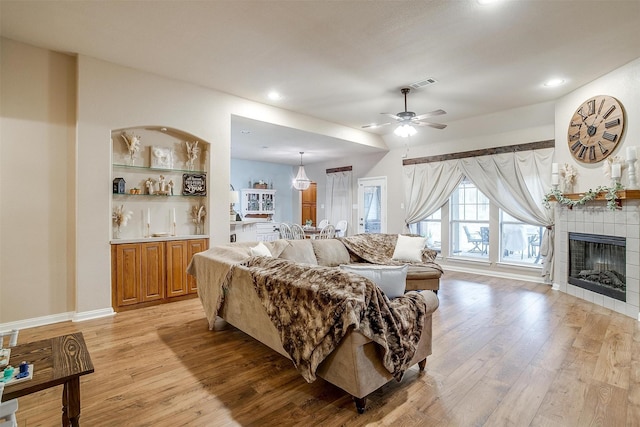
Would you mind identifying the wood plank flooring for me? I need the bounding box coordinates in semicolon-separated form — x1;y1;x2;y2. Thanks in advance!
7;271;640;426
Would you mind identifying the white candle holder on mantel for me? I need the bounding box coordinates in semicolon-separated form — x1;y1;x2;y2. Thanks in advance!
626;146;638;189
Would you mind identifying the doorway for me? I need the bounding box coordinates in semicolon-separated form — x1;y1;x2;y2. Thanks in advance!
357;177;387;234
301;182;317;226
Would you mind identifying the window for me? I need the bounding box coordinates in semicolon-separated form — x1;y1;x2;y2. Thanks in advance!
500;211;544;265
410;210;441;253
450;179;489;259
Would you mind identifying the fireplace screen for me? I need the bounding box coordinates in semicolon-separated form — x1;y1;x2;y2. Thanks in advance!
568;232;626;302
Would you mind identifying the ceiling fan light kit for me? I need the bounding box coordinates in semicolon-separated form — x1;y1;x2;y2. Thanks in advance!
394;124;417;138
362;87;447;137
293;151;311;190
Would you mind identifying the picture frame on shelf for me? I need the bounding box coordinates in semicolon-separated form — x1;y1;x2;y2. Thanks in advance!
183;173;207;196
150;146;173;169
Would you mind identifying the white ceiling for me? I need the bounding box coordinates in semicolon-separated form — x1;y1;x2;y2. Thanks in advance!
2;0;639;165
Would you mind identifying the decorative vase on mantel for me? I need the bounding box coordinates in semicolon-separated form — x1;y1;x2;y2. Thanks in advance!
563;182;573;194
113;224;121;239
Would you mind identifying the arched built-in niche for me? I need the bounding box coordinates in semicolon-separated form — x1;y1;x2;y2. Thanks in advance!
111;125;210;240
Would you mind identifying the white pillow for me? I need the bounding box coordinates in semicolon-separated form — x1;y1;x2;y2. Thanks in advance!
250;241;272;257
392;234;427;262
340;264;408;299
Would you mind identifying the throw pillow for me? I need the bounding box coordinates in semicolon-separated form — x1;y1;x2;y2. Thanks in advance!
264;239;290;258
278;240;318;265
311;239;351;267
250;241;272;257
392;234;427;263
340;264;409;299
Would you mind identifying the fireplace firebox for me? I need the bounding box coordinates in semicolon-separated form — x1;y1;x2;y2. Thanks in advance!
568;232;626;302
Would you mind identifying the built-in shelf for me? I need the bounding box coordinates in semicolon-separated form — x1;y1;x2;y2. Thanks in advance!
113;163;206;174
113;193;205;198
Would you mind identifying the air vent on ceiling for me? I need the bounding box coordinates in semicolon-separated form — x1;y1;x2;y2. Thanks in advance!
409;78;438;89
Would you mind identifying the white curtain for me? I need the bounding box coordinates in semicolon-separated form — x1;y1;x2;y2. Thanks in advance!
325;171;352;230
403;159;463;228
403;147;555;280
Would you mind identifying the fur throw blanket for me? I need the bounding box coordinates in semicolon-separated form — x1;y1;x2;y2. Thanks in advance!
338;233;443;273
241;256;429;383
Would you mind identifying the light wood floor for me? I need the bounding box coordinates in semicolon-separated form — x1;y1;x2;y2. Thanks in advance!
8;271;640;426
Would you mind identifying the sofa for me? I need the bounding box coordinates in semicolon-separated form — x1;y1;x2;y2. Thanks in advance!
187;235;441;413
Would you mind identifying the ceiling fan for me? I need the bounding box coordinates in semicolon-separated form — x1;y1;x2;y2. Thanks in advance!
362;88;447;135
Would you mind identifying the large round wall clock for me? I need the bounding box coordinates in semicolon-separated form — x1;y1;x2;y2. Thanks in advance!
567;95;625;163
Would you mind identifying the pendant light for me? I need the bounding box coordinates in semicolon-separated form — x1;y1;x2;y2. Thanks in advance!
293;152;311;190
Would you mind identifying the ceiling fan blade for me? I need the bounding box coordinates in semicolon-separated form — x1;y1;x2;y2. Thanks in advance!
413;109;447;121
413;121;447;129
361;122;391;129
381;113;402;121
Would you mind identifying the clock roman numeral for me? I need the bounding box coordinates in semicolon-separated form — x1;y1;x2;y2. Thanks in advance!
588;99;595;115
577;107;588;120
605;118;620;128
603;105;616;119
578;144;588;159
602;131;617;142
598;141;609;155
569;131;581;141
589;145;596;161
571;140;583;152
570;121;582;128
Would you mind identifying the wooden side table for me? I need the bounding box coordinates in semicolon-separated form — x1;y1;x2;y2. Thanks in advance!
1;332;94;427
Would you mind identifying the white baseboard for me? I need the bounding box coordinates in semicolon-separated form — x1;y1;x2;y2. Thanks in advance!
0;307;115;332
0;312;74;332
443;264;548;284
73;308;115;322
551;282;560;290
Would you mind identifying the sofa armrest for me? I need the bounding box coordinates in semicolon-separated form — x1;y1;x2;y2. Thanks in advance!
417;290;439;314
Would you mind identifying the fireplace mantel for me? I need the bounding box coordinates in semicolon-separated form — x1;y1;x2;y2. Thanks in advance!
557;189;640;201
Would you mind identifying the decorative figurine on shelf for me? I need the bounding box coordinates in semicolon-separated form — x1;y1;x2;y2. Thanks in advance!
121;132;141;166
185;140;200;171
603;156;624;187
191;204;206;235
145;177;155;195
157;175;169;195
112;204;133;239
168;180;174;195
560;163;576;194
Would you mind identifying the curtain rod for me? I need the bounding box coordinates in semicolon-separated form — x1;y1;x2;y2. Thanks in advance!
402;139;555;166
326;166;353;174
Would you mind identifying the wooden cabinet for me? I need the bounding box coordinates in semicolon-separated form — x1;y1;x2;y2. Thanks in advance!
112;238;208;311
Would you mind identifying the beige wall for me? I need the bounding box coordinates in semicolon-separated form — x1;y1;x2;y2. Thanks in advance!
0;37;383;325
554;57;640;192
1;38;76;323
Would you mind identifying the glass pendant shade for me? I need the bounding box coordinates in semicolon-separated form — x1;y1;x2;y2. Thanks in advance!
293;152;311;190
394;123;417;138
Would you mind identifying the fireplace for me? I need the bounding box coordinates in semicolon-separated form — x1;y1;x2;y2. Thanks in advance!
568;232;626;302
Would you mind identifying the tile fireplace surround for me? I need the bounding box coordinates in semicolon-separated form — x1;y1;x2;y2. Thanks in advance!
554;199;640;320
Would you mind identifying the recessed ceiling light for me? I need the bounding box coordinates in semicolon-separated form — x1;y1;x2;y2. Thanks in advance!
477;0;501;5
240;130;251;134
267;91;282;101
544;78;565;87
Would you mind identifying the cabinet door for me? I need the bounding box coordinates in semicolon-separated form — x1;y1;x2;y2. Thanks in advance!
166;240;188;297
114;243;142;307
187;239;209;294
141;242;166;302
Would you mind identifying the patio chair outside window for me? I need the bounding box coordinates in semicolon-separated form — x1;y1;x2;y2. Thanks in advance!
463;225;483;253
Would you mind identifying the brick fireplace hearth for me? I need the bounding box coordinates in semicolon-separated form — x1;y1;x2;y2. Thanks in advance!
554;200;639;320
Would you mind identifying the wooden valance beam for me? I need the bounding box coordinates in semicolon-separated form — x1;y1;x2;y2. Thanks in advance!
402;139;555;166
326;166;353;174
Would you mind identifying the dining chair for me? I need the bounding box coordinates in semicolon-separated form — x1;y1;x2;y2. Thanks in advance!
278;223;294;240
335;220;348;237
290;224;306;240
317;224;336;239
318;219;329;229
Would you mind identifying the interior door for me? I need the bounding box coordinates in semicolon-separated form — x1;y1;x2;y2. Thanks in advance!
357;177;387;234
